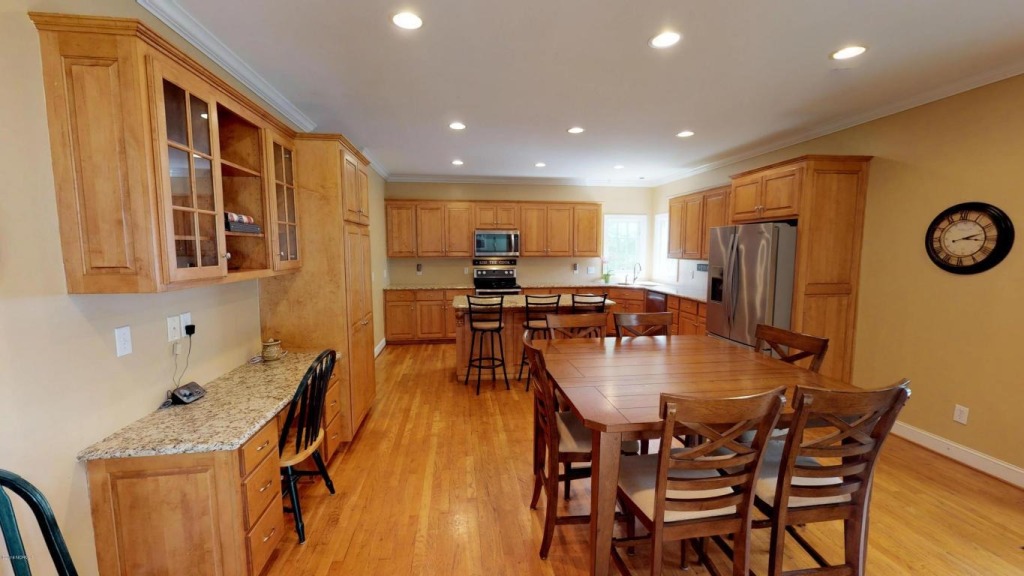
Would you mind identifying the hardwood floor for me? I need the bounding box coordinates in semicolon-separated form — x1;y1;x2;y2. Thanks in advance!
265;343;1024;575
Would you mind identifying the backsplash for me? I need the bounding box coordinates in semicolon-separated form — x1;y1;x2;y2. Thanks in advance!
387;257;604;287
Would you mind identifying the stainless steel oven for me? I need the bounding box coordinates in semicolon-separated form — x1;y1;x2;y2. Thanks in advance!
472;258;521;295
475;230;520;257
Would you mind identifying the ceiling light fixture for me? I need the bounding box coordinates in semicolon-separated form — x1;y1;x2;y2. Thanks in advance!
451;159;464;166
676;130;695;138
567;126;585;134
831;46;866;60
649;31;681;49
614;165;625;170
535;162;546;168
392;12;423;30
449;121;466;130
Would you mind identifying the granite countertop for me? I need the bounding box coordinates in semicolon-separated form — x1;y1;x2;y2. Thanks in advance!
78;351;324;461
451;294;617;310
387;282;707;302
385;284;474;290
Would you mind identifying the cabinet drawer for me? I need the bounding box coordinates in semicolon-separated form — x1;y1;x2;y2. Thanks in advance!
240;420;277;477
678;298;699;315
247;494;284;576
415;290;444;301
697;303;707;318
668;297;680;311
242;451;280;530
444;289;473;300
324;381;342;424
385;290;416;302
324;412;344;458
606;287;644;301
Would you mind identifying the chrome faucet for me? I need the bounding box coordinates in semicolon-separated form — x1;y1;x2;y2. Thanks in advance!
629;263;642;284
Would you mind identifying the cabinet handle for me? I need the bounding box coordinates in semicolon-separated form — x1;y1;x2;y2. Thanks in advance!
255;440;269;452
280;251;285;257
258;479;273;493
262;527;277;543
223;252;232;260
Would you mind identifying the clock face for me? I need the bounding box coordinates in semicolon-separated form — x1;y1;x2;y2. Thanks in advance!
925;202;1014;274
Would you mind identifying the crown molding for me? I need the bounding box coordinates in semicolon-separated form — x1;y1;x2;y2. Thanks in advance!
137;0;316;132
357;149;390;180
385;173;658;188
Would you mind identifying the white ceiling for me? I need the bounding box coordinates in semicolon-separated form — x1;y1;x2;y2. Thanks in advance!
144;0;1024;187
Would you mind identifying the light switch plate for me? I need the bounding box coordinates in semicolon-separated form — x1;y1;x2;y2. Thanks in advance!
167;315;181;342
587;266;596;274
114;326;132;357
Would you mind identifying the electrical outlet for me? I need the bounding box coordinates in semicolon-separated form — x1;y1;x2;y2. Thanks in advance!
953;404;969;425
114;326;132;357
166;315;181;342
179;312;192;330
464;267;469;275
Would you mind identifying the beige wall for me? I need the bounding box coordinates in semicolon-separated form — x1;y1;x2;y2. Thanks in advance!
367;168;387;350
0;2;286;574
655;75;1024;468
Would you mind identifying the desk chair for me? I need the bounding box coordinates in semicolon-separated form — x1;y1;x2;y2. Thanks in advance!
0;470;77;575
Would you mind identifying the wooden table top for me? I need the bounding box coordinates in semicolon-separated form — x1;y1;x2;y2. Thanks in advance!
534;335;860;433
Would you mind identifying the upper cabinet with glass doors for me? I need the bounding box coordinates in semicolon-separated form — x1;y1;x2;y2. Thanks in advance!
31;13;301;293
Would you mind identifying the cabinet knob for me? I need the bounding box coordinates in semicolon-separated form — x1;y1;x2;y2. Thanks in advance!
280;251;286;257
223;252;231;260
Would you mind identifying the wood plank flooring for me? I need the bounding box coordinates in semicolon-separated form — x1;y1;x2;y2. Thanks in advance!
264;343;1024;575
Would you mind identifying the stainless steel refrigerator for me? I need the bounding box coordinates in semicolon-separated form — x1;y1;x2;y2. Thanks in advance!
706;223;797;348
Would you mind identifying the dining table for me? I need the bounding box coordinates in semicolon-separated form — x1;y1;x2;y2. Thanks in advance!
533;334;861;576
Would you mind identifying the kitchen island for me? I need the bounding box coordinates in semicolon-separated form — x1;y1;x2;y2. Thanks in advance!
451;293;616;382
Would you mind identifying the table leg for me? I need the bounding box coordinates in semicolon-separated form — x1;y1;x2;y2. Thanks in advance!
589;429;621;576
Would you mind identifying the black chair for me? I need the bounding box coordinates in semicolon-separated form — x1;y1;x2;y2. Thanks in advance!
0;470;78;576
464;295;510;395
279;349;337;543
571;292;607;313
517;294;561;390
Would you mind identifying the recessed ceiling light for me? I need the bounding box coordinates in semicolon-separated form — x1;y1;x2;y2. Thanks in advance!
567;127;585;134
676;130;695;138
614;165;625;170
831;46;866;60
451;159;464;166
535;162;546;168
449;121;466;130
649;31;681;49
392;12;422;30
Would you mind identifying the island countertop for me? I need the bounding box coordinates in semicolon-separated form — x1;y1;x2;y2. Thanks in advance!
78;350;324;461
451;293;617;310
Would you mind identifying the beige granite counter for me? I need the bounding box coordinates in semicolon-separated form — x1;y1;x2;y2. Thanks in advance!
385;284;473;290
387;282;707;302
78;350;323;461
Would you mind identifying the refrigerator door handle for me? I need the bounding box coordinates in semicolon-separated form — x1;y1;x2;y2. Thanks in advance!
722;232;738;333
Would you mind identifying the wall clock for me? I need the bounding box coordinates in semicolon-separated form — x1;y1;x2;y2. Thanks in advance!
925;202;1014;274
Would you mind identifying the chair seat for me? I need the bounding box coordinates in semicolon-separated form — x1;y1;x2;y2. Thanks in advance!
556;411;641;455
754;440;851;508
471;321;501;331
618;453;737;523
280;428;325;468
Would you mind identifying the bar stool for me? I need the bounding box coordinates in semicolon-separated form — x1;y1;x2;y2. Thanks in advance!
464;295;510;395
517;294;562;390
571;292;607;313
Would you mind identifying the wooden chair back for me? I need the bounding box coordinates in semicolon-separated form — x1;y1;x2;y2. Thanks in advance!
466;295;505;331
614;312;673;337
571;292;607;313
278;349;336;457
524;294;561;329
0;470;78;576
754;324;829;372
523;336;560;467
546;313;607;339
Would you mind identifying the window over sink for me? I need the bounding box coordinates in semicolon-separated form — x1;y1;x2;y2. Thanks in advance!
603;214;647;282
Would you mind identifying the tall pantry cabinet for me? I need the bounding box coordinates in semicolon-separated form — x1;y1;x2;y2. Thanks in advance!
259;134;376;441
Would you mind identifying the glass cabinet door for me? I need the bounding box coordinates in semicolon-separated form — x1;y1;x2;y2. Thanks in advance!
156;64;225;282
272;141;300;269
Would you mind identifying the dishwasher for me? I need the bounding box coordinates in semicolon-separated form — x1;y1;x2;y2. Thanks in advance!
645;290;667;312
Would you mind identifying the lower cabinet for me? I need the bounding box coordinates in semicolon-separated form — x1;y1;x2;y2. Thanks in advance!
385;289;472;343
668;296;706;335
604;287;646;332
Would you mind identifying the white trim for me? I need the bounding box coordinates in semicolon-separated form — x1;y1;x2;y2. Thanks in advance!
891;421;1024;488
374;339;387;358
137;0;317;132
386;173;655;188
358;148;390;180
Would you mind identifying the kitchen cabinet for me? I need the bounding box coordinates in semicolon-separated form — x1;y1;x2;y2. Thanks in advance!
268;135;301;270
385;289;473;342
573;204;603;257
522;204;572;256
413;202;473;257
415;291;447;339
680;194;704;259
386;202;417;258
260;134;376;443
700;187;729;260
605;287;646;332
343;152;370;225
667;185;729;261
384;291;417;341
474;203;519;229
33;14;299;293
729;164;802;222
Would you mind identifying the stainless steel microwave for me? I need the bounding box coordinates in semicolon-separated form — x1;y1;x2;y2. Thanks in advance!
475;230;520;257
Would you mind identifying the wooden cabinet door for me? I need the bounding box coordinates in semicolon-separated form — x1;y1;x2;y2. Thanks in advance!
344;223;364;328
520;205;548;256
386;203;416;258
268;136;301;271
342;154;366;224
493;204;519;229
349;319;375;431
667;198;684;259
356;166;370;224
357;226;373;320
730;174;762;222
415;203;445;257
444;203;474;257
679;312;700;335
573;204;602;256
385;301;416;340
761;165;802;219
416;301;446;339
547;205;573;256
701;188;729;260
681;194;704;259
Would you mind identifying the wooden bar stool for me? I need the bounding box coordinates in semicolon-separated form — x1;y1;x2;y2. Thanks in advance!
464;295;510;395
517;294;561;390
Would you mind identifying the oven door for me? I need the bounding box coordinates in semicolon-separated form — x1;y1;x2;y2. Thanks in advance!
475;230;520;257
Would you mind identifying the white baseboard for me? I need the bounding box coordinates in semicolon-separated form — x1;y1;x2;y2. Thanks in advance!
374;339;386;357
891;421;1024;488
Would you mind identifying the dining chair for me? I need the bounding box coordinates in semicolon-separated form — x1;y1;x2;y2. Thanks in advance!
753;380;911;576
754;324;829;372
279;349;337;544
523;335;639;558
614;312;673;337
571;292;608;313
546;312;607;339
517;294;562;390
0;470;78;576
612;388;785;576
